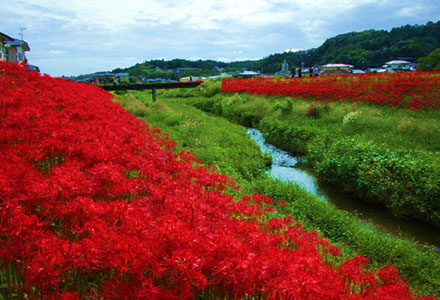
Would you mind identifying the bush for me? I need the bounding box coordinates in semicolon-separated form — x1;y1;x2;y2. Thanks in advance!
259;118;318;156
305;103;320;118
342;110;362;125
307;137;440;227
199;81;222;97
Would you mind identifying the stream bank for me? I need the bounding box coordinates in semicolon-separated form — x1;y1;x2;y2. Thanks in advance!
247;128;440;248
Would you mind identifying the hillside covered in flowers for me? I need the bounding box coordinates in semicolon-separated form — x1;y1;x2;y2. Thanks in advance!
0;62;435;299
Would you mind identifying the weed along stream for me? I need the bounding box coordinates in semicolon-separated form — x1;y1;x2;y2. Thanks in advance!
247;128;440;248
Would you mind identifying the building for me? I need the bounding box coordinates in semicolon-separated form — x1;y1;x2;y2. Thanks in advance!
280;59;289;75
383;60;414;72
0;32;30;62
233;70;261;78
320;63;354;75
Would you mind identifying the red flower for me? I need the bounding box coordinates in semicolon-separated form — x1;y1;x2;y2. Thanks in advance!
0;62;434;299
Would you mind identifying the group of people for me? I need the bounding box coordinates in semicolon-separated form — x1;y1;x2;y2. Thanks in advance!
291;67;320;78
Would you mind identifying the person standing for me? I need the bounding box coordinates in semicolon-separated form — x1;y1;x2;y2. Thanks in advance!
313;67;320;77
298;67;302;78
291;67;296;78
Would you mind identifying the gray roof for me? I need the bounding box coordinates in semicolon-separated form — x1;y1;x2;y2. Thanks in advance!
321;63;354;68
240;70;260;75
112;72;129;77
386;60;411;65
4;39;30;51
93;72;113;76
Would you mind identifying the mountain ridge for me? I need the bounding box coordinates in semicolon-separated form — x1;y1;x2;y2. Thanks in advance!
103;20;440;77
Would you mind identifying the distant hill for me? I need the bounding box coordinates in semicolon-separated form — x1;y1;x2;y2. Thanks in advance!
96;20;440;77
255;20;440;72
110;59;258;79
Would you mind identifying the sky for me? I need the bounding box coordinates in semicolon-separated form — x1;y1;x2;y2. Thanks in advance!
1;0;440;76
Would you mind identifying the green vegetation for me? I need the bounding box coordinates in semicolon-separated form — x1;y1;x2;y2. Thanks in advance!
111;88;269;185
111;58;256;79
418;48;440;70
112;84;440;297
256;21;440;72
190;89;440;228
104;21;440;77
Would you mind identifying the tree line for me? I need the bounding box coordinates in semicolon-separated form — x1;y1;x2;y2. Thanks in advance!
255;21;440;72
111;20;440;77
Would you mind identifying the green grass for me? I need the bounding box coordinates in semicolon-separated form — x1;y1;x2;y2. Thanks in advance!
112;86;440;297
189;90;440;228
112;90;270;184
193;92;440;152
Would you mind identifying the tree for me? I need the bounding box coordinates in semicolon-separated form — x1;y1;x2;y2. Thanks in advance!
417;48;440;70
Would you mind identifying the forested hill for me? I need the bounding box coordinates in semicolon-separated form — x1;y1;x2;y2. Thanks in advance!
111;21;440;76
256;21;440;72
111;58;258;77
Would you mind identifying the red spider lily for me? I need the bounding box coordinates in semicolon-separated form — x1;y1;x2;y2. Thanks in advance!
221;72;440;111
0;61;435;299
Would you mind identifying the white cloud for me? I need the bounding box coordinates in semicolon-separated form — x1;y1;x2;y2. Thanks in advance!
49;50;65;55
2;0;438;76
394;6;424;18
285;48;302;53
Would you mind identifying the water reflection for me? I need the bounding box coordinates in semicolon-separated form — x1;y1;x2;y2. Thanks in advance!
247;128;440;247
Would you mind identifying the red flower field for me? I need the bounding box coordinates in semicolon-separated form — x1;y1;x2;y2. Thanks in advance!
220;72;440;110
0;62;436;299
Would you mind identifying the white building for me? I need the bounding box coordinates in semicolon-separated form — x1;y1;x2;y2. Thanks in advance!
383;60;414;72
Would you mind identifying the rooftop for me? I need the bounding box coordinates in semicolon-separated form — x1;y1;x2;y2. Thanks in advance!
321;63;354;68
385;60;412;65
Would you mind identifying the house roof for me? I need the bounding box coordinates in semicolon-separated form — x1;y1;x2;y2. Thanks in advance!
321;63;354;68
112;72;129;77
93;72;113;77
240;70;260;75
0;32;14;41
4;39;30;51
386;60;411;65
27;65;40;72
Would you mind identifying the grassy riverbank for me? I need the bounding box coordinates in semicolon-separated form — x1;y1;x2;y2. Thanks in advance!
113;87;440;297
186;81;440;229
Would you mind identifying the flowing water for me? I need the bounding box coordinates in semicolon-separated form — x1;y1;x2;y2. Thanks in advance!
247;128;440;248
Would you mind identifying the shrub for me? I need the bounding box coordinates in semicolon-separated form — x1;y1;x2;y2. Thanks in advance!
259;118;317;156
306;103;320;118
307;137;440;227
342;110;362;125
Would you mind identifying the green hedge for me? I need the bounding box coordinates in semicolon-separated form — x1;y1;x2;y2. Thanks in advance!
258;118;318;156
307;137;440;227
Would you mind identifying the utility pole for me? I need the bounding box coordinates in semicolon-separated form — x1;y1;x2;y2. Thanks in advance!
18;27;26;40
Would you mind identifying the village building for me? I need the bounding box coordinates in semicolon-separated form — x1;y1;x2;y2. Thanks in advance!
233;70;261;78
383;60;414;72
0;32;30;62
320;63;354;75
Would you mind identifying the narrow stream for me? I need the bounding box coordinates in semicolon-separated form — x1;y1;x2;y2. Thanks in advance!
247;128;440;248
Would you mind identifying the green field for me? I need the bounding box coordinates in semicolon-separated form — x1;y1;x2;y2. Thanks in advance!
112;83;440;297
188;82;440;228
